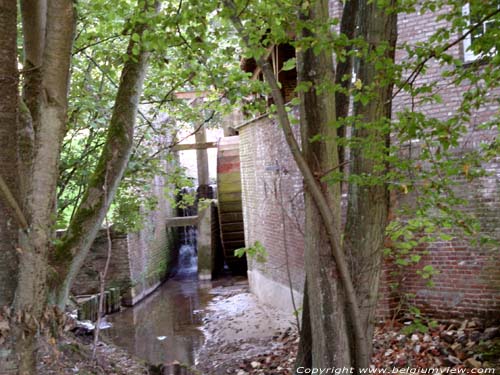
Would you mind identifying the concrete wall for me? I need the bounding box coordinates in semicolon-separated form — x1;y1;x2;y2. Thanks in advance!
237;3;500;319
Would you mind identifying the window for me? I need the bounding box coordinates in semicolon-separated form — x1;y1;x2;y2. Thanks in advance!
462;2;499;62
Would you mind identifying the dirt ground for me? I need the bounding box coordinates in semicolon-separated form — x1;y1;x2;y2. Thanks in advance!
37;280;499;375
195;281;298;375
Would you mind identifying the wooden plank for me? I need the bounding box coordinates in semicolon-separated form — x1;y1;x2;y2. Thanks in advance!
218;202;243;213
223;231;245;241
220;222;244;232
223;240;246;250
166;216;198;227
218;192;243;202
219;212;243;223
217;172;241;186
172;142;217;151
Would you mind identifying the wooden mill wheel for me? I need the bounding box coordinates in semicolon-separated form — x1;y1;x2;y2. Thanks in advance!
216;136;247;274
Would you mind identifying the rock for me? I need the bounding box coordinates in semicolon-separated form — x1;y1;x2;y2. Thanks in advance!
411;334;419;342
446;355;462;366
237;371;248;375
441;332;455;344
438;346;450;356
457;332;468;344
251;361;260;369
470;331;482;343
481;327;500;341
464;358;482;368
467;321;477;328
451;343;462;352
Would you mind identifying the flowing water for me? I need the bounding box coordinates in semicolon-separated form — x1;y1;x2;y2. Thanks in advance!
103;244;213;366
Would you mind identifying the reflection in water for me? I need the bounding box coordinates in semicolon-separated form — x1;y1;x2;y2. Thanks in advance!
104;245;212;366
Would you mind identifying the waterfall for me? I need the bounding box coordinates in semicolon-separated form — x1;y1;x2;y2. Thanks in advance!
176;186;198;277
176;244;198;277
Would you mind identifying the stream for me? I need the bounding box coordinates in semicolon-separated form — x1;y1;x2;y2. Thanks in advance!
103;243;214;366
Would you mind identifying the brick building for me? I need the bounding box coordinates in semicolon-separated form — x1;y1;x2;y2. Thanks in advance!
235;1;500;319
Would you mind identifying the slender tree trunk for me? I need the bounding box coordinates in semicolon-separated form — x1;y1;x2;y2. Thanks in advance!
53;0;158;309
20;0;46;136
344;0;397;366
0;0;20;310
294;279;312;372
335;0;359;169
297;0;351;367
0;1;20;373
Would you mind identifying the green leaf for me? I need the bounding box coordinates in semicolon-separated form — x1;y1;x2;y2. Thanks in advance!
282;58;296;71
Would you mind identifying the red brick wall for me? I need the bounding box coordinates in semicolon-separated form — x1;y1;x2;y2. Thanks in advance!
239;110;305;294
391;4;500;319
237;2;500;319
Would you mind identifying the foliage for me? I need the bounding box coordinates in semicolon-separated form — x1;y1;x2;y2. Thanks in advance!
57;0;256;232
235;241;268;263
401;302;439;336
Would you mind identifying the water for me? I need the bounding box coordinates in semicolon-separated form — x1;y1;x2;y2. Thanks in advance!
104;244;211;366
176;244;198;277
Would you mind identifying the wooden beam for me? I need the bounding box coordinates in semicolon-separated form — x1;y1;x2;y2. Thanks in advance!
166;216;198;227
172;141;217;151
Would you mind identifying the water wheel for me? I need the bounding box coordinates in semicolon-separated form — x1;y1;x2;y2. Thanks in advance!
216;136;247;274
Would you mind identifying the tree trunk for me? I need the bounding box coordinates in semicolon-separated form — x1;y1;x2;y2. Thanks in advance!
224;0;368;370
344;0;397;366
11;0;76;373
296;0;351;367
53;0;158;309
20;0;46;135
335;0;359;169
293;279;312;373
0;0;20;310
0;1;20;373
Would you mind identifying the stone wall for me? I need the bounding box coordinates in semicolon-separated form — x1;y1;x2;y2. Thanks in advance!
71;229;131;296
237;4;500;319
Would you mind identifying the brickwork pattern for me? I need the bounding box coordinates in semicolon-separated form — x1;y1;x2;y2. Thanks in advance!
71;230;130;296
239;111;305;293
238;2;500;319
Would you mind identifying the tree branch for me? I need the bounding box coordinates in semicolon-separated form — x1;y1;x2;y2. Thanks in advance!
392;7;500;100
0;174;29;230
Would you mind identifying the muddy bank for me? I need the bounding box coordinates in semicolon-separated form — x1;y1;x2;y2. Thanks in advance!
196;282;297;375
38;330;150;375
